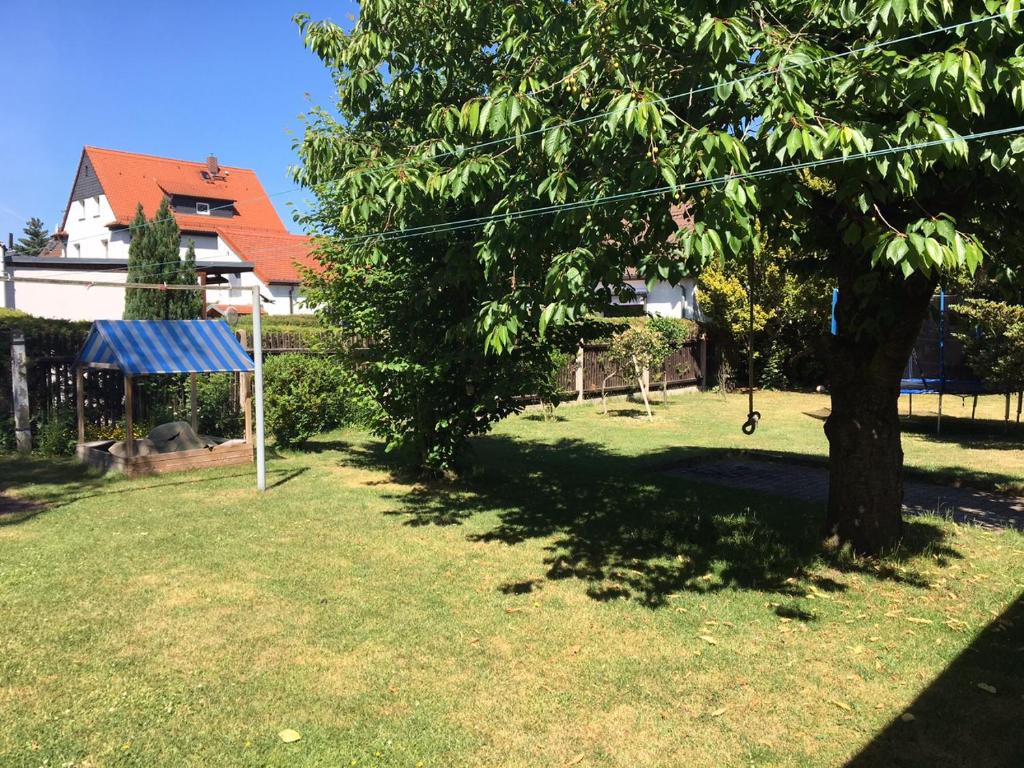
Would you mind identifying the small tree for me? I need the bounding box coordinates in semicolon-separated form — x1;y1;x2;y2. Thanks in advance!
608;325;670;420
952;299;1024;424
10;217;52;257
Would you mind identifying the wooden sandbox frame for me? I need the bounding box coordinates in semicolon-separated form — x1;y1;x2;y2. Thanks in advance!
74;326;255;477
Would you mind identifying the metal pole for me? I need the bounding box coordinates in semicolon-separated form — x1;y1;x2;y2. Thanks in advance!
251;287;266;492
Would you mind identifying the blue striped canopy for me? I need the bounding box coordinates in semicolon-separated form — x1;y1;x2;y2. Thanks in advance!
76;320;254;375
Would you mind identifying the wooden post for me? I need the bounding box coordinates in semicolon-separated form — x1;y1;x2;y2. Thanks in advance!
198;272;208;319
699;334;708;391
76;366;85;445
10;329;31;453
238;330;253;444
937;391;943;435
1005;393;1012;431
575;343;584;403
1017;391;1022;424
189;373;198;432
124;375;135;459
971;394;978;420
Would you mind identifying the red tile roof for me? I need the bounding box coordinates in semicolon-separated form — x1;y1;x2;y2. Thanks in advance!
66;147;319;284
80;147;287;232
217;228;319;285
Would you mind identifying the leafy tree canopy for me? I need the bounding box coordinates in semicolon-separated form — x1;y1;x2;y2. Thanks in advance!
952;298;1024;394
295;0;1024;549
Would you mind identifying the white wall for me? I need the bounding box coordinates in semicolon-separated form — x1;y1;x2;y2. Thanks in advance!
3;267;128;320
646;278;698;319
64;194;117;259
608;278;697;319
267;284;311;315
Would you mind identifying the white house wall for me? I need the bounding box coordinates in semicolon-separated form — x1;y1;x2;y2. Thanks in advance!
3;267;128;320
607;278;698;319
65;194;117;258
646;279;698;319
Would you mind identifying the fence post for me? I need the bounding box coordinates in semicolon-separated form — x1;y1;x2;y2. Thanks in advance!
699;334;708;391
237;330;253;445
10;330;31;453
575;343;584;403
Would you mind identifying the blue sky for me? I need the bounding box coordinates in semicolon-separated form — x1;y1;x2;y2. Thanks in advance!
0;1;359;240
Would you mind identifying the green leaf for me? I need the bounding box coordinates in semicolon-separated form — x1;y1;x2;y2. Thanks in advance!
786;128;803;159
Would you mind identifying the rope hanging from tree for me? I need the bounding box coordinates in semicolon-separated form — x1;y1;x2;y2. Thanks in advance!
742;252;761;436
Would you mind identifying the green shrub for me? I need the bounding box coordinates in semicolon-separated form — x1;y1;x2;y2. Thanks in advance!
0;416;15;453
648;315;698;346
35;405;77;457
263;354;370;447
195;373;245;437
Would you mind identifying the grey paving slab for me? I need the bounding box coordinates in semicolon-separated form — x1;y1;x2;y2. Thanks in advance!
666;459;1024;531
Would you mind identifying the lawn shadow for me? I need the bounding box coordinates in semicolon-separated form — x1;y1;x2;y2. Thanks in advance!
0;454;306;524
845;592;1024;767
899;413;1024;451
346;435;961;608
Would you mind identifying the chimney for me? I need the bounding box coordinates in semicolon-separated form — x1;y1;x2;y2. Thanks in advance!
207;154;220;177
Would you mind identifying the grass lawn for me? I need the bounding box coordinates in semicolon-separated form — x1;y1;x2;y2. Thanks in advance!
1;391;1023;767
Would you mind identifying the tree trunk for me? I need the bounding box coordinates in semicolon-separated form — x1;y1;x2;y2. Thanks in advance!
823;266;937;555
632;355;653;420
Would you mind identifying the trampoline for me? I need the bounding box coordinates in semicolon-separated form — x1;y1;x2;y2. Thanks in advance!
831;289;987;431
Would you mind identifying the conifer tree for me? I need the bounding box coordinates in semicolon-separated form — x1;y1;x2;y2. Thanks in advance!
123;199;198;319
123;204;155;319
169;240;204;319
11;217;52;257
150;198;181;319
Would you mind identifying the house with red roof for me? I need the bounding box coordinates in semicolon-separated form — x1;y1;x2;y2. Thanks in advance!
1;147;317;320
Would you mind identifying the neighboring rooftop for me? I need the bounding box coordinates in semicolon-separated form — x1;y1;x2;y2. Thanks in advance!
68;146;287;233
60;146;317;284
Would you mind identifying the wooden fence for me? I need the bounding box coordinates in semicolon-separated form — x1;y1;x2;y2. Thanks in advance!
556;338;706;400
4;328;705;447
1;329;309;442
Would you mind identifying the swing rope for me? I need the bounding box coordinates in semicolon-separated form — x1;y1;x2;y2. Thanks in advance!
742;252;761;436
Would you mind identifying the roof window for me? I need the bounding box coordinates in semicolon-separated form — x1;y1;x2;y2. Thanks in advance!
196;202;211;215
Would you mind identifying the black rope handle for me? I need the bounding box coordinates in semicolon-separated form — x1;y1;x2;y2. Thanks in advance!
742;410;761;435
742;252;760;435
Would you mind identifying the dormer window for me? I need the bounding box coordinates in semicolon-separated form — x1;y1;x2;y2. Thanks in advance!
196;202;211;215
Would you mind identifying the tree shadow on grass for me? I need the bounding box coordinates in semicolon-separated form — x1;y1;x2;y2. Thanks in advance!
347;434;960;608
845;592;1024;768
0;454;306;525
899;413;1024;451
807;406;1024;452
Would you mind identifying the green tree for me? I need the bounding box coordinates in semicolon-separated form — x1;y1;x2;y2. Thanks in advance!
295;2;1024;552
608;325;670;420
123;204;156;320
10;217;52;257
952;298;1024;420
168;240;203;319
123;199;199;320
305;243;560;474
698;238;831;390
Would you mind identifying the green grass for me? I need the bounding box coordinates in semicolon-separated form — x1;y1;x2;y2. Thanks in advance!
1;391;1023;767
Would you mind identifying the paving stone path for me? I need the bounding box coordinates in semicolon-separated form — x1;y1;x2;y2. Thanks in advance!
666;459;1024;531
